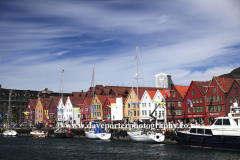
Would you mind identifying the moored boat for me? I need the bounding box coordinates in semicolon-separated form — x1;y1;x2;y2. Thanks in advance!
3;129;18;136
176;112;240;151
54;128;74;138
85;122;111;140
30;129;49;137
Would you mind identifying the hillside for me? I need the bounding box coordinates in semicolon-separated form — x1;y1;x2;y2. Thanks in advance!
219;67;240;78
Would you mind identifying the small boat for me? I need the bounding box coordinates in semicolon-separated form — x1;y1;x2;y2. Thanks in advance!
3;90;18;136
176;112;240;151
127;129;165;143
85;122;111;140
54;128;73;138
3;129;18;136
30;129;49;137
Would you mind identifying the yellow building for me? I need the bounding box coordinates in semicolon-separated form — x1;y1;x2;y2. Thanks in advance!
90;95;108;122
124;88;141;123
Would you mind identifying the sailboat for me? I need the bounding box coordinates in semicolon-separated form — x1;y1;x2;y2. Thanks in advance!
54;69;73;138
3;90;18;136
127;45;165;143
85;67;111;140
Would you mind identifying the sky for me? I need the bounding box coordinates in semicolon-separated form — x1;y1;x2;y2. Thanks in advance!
0;0;240;93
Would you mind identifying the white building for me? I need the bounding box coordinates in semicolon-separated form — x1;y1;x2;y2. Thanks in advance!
57;97;66;127
64;96;81;127
155;73;172;88
140;90;166;123
110;97;123;121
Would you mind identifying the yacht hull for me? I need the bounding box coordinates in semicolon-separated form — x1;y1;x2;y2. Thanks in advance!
3;130;18;136
85;132;111;140
176;131;240;151
128;132;165;143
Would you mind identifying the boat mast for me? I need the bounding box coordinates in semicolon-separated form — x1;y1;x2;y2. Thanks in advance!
92;67;95;122
61;69;64;126
136;44;139;122
7;90;12;129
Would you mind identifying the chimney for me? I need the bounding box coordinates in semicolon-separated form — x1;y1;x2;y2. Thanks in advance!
82;90;83;93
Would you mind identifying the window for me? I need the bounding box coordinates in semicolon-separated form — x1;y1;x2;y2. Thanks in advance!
176;110;182;115
200;98;203;103
235;97;239;104
128;104;130;108
155;111;157;116
171;102;175;107
200;106;204;112
142;110;144;116
192;90;195;96
205;129;212;135
128;111;130;116
188;107;191;113
178;101;181;107
223;119;230;125
197;129;204;134
207;96;210;102
187;100;189;105
137;111;139;116
149;110;151;116
229;97;233;103
82;114;84;118
218;105;222;112
190;128;196;133
211;106;214;112
192;98;195;104
144;110;147;115
213;87;216;93
50;114;53;118
218;95;222;102
235;88;238;94
85;108;88;111
149;103;151;107
196;98;199;103
28;105;30;108
168;102;171;107
172;92;175;97
193;107;196;113
134;111;136;116
215;96;218;102
215;119;222;125
211;96;213;102
168;110;170;115
197;107;200;113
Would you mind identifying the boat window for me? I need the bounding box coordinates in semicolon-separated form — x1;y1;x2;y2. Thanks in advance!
223;119;231;125
205;129;212;135
190;128;196;133
215;119;222;125
197;129;204;134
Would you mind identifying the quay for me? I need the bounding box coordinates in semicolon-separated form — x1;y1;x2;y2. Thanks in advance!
0;127;179;144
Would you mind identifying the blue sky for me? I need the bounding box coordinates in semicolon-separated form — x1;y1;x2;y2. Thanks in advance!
0;0;240;92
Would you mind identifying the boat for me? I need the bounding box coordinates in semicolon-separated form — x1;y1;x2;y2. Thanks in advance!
3;90;18;136
127;45;165;143
54;128;74;138
85;122;111;140
128;129;165;143
30;129;49;137
176;109;240;151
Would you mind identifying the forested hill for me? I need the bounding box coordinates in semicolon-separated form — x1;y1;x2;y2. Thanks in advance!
219;67;240;78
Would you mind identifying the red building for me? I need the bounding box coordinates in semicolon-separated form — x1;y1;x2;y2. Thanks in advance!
24;99;38;125
81;97;92;124
42;98;51;124
183;81;209;123
166;85;188;123
225;79;240;114
102;97;116;123
205;76;234;124
48;97;60;124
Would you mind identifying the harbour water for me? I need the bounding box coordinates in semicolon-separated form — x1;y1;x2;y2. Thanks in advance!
0;136;239;160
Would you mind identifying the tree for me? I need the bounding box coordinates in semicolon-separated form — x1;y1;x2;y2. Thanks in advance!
11;113;17;123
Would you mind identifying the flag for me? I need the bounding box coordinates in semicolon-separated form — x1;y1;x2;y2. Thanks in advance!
185;98;193;108
154;101;166;109
164;90;171;97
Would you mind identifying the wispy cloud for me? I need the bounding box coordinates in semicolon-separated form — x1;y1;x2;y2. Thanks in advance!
0;0;239;92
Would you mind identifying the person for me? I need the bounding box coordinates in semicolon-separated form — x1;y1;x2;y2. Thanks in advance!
210;117;215;125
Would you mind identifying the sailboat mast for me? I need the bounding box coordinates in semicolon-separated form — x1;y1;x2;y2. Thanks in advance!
92;67;95;121
136;44;139;121
61;69;64;125
7;90;11;129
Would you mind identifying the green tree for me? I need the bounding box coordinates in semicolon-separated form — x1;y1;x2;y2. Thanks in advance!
11;113;17;123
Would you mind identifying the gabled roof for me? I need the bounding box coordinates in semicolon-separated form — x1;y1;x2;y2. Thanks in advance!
213;76;234;93
69;97;85;107
72;92;81;97
147;90;157;100
96;95;109;105
108;98;116;104
193;81;210;95
174;85;189;98
40;98;51;108
133;87;169;101
236;79;240;85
